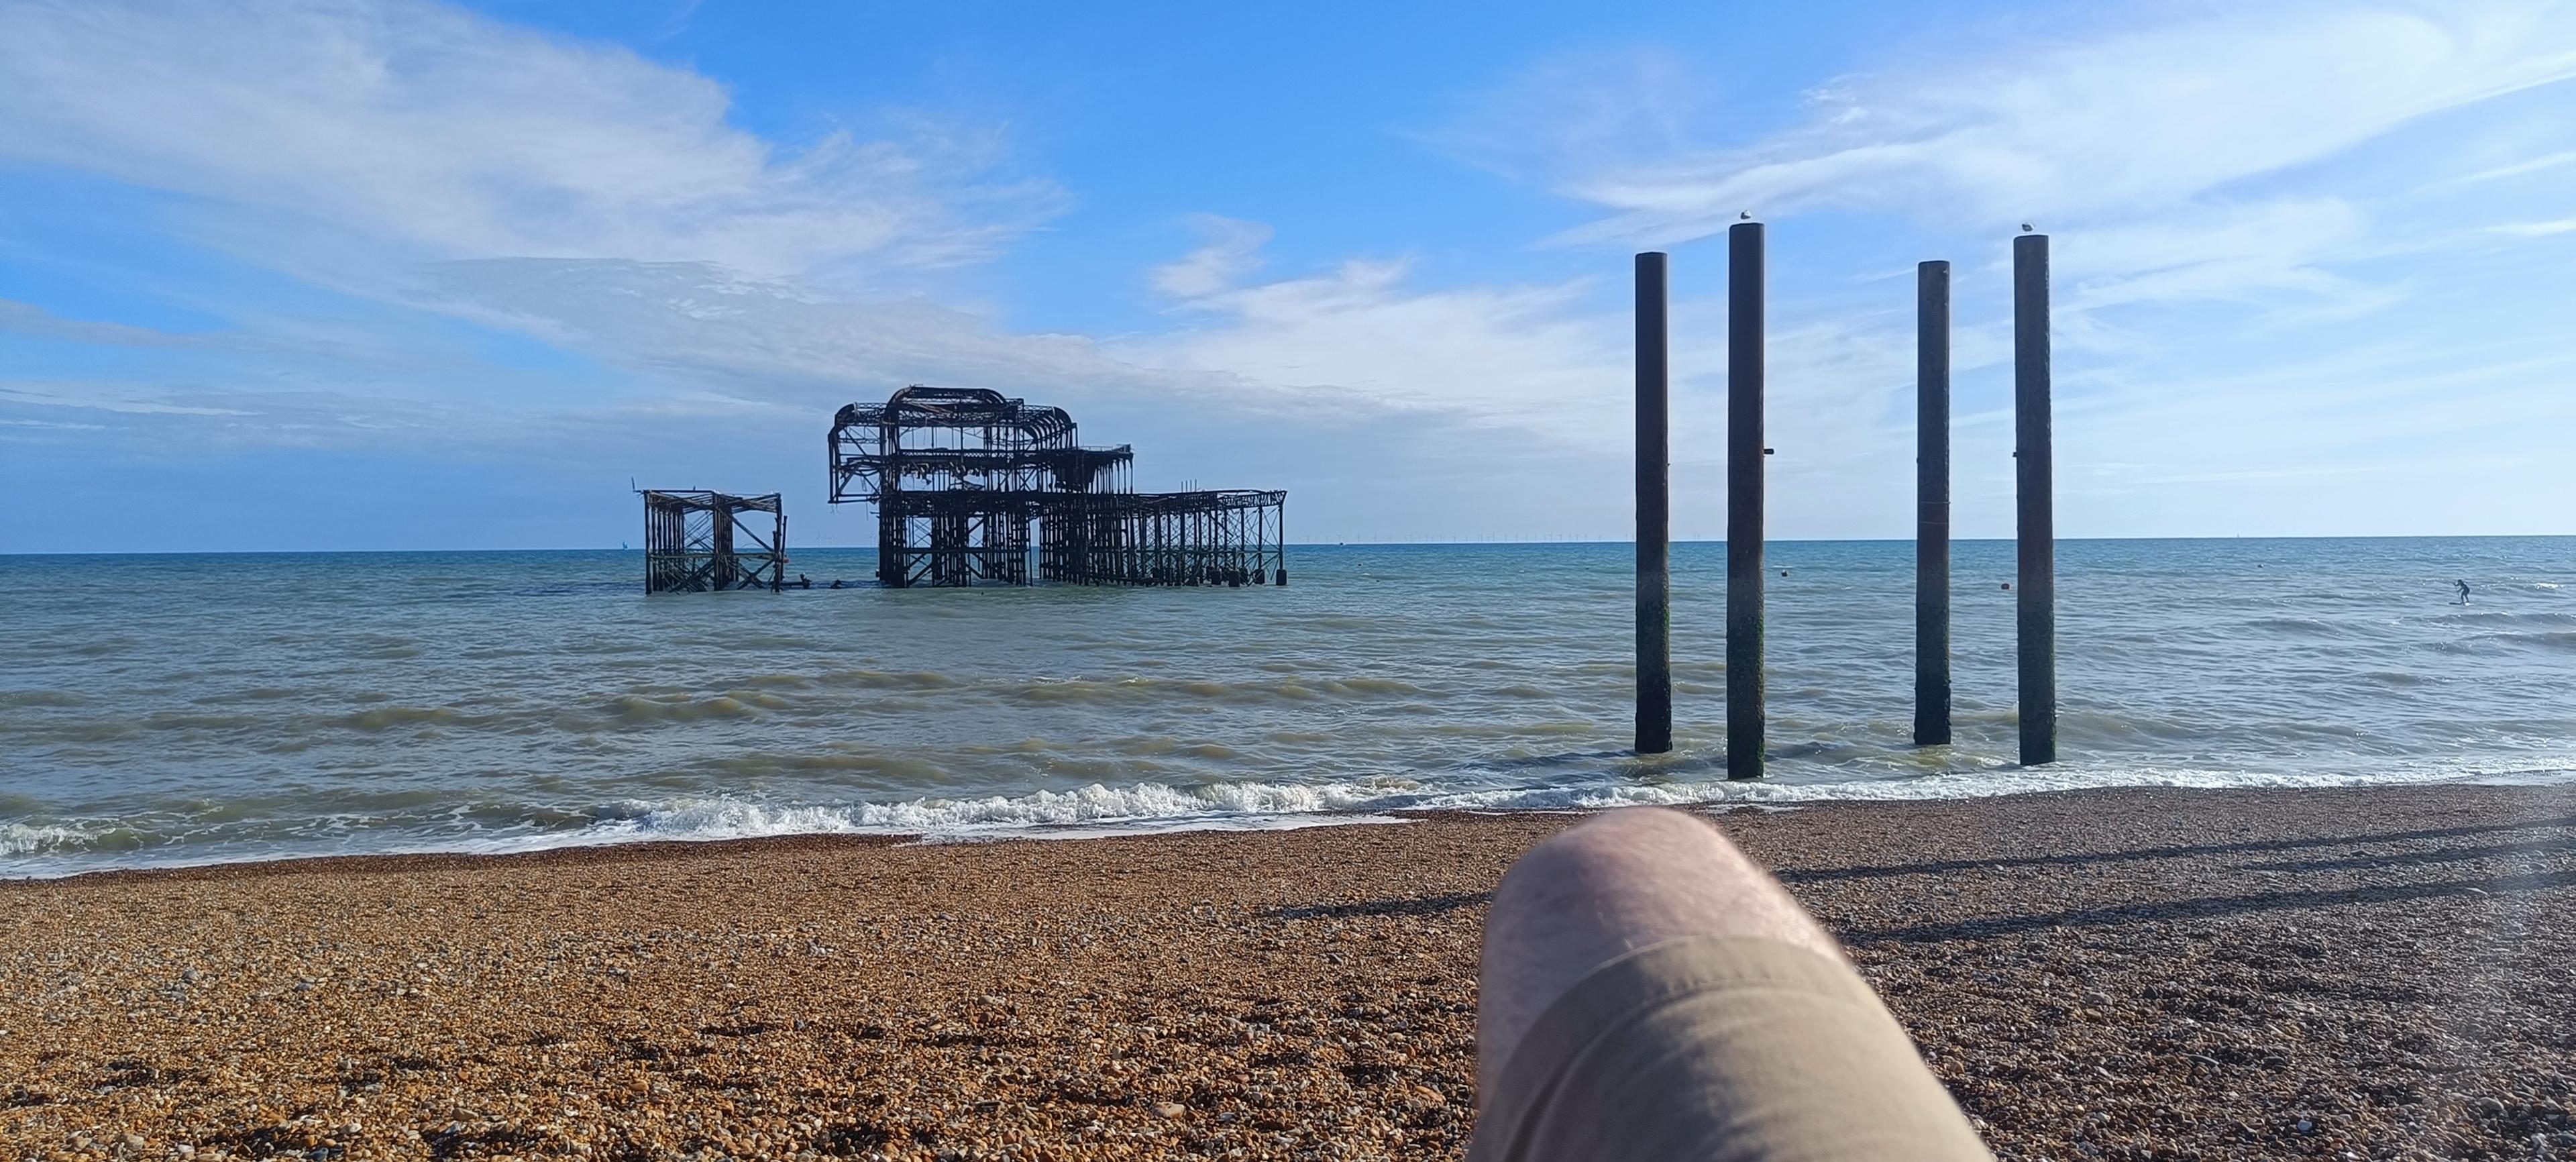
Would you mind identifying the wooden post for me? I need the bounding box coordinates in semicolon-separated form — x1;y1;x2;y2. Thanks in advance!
1915;260;1952;746
2015;233;2057;765
1727;223;1765;780
1635;252;1672;755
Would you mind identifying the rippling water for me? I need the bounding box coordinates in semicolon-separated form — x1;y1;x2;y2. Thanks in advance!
4;539;2572;876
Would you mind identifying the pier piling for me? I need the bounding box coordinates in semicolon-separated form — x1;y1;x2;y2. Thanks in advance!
1915;260;1953;746
1727;223;1766;780
2015;233;2057;765
1635;252;1672;755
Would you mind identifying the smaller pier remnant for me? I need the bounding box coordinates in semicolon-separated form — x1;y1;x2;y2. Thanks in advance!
641;490;788;593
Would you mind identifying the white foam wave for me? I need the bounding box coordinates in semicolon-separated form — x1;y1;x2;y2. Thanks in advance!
12;761;2573;879
1;823;101;856
1412;760;2576;813
495;759;2576;855
557;780;1398;847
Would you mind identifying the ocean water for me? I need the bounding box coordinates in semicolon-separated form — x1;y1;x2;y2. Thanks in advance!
3;539;2572;878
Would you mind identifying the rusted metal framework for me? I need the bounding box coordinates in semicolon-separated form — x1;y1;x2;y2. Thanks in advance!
828;386;1287;588
640;490;787;593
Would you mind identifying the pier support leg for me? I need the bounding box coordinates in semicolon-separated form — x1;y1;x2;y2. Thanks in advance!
2015;233;2057;765
1726;223;1766;780
1915;260;1953;746
1635;252;1672;755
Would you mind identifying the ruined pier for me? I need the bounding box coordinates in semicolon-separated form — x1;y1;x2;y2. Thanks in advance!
828;386;1287;588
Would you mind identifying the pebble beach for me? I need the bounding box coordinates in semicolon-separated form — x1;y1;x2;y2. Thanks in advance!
5;784;2572;1161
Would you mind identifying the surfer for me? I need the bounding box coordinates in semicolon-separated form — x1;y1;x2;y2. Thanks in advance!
2456;579;2471;605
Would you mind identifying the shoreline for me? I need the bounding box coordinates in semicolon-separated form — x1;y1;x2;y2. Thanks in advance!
6;782;2573;1160
15;772;2576;886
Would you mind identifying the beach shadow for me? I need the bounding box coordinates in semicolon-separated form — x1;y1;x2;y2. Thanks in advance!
1837;866;2576;947
1777;815;2576;884
1271;891;1491;920
2237;837;2576;875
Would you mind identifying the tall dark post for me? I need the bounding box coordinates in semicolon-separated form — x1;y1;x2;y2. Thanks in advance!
2014;233;2057;765
1726;223;1765;780
1914;261;1952;745
1635;252;1672;755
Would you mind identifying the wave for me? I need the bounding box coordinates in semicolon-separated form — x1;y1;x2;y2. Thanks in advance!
580;781;1397;841
2;823;102;856
0;690;87;708
14;757;2575;879
2438;630;2576;654
2247;617;2347;637
1004;674;1431;706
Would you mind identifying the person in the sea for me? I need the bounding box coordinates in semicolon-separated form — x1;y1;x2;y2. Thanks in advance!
2457;579;2471;604
1472;808;1994;1161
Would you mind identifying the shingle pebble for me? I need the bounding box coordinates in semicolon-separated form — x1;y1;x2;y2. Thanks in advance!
2;784;2569;1161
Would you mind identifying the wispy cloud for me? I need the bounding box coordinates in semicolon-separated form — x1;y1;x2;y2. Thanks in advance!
2487;217;2576;235
1536;1;2576;243
9;0;2575;547
1;384;256;418
1150;216;1276;299
1133;250;1629;433
1415;0;2576;535
1426;48;1713;185
0;0;1065;280
2449;148;2576;184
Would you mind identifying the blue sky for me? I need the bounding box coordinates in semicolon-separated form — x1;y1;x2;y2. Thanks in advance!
3;0;2573;551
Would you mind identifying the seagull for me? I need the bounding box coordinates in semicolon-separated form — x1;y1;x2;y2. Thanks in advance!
1740;211;1753;220
2021;222;2035;232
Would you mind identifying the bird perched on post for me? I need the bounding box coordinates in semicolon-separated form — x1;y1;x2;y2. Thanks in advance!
1740;211;1753;220
2020;222;2035;232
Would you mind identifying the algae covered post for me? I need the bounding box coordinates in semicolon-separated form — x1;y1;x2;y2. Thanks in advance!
2014;233;2057;765
1727;221;1766;780
1635;251;1672;756
1915;261;1953;747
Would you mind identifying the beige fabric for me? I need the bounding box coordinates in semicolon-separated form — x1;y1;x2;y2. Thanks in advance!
1470;936;1995;1162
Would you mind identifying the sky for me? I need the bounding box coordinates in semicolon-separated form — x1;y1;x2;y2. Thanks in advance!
3;0;2573;551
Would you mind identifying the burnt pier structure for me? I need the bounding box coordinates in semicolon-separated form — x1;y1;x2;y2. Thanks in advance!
829;386;1286;588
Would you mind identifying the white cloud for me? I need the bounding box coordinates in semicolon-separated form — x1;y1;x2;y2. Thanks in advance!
1150;216;1275;299
1130;256;1629;432
0;384;256;417
2487;217;2576;235
1538;1;2576;243
0;0;1063;278
417;258;1220;411
1427;48;1713;184
12;0;2573;545
2450;148;2576;184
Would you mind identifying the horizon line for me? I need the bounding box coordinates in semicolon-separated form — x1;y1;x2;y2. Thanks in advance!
7;532;2573;557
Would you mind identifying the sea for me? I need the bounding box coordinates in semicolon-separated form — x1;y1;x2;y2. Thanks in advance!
3;538;2572;878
